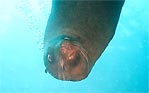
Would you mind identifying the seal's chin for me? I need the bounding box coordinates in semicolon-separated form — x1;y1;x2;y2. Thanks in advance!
44;37;90;81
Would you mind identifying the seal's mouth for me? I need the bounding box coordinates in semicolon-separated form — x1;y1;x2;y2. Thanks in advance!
44;36;90;81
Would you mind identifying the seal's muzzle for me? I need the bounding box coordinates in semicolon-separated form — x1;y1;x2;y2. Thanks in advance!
44;36;90;81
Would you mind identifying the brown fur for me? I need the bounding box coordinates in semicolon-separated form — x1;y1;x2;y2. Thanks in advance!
44;1;125;81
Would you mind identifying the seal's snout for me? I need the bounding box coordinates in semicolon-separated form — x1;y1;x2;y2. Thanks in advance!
60;41;81;68
47;40;81;70
45;37;90;81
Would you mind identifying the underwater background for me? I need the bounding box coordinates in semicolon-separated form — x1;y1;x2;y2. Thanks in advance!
0;0;148;93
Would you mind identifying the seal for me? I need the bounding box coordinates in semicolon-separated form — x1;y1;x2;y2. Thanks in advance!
44;0;125;81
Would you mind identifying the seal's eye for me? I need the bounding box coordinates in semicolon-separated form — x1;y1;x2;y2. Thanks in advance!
48;54;52;63
64;37;70;40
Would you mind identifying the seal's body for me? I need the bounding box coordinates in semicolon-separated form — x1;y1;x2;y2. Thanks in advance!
44;1;124;81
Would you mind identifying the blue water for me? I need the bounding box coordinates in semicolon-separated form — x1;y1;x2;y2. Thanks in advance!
0;0;148;93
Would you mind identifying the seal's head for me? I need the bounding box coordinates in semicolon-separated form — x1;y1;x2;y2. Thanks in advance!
44;1;125;81
44;36;91;81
